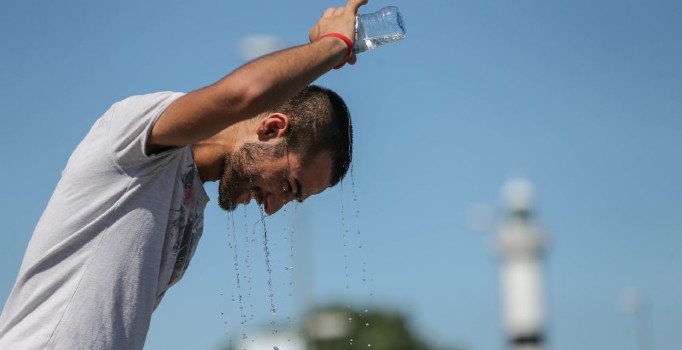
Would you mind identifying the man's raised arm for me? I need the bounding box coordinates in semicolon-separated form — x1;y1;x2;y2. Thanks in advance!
148;0;367;150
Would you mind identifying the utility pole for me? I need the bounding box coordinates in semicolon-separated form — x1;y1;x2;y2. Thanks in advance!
495;179;548;350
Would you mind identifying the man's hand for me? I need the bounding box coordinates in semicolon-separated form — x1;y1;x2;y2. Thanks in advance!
309;0;369;66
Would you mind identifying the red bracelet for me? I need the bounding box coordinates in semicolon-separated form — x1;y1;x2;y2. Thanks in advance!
317;32;353;69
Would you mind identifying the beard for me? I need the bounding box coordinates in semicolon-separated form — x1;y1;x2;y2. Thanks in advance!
217;141;285;211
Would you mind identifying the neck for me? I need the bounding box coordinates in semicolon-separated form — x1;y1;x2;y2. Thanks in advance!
192;123;248;182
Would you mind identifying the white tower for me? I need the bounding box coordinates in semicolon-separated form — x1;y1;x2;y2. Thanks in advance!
495;179;547;350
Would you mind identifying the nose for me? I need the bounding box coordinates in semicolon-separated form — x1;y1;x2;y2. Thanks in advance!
266;194;293;215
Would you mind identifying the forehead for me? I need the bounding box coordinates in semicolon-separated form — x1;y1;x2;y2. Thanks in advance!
289;152;333;196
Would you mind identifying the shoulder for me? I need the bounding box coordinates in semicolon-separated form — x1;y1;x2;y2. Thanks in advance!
114;91;186;110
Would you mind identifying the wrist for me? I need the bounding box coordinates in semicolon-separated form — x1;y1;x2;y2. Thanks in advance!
317;33;353;69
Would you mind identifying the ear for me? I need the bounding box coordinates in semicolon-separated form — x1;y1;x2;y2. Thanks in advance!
256;113;290;142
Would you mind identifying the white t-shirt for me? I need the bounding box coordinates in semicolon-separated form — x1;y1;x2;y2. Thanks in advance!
0;92;209;349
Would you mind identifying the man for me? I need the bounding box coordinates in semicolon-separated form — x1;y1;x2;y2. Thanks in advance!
0;0;366;348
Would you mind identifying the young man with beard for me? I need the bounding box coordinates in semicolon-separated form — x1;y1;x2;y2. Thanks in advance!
0;0;366;348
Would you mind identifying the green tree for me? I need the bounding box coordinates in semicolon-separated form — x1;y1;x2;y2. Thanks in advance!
224;305;463;350
308;305;462;350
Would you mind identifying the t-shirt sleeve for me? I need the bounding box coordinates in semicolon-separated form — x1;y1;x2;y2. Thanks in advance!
104;91;186;174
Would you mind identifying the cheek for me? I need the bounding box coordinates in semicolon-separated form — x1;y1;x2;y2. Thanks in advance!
259;175;280;194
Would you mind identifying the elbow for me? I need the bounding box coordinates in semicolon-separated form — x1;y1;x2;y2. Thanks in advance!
215;75;267;118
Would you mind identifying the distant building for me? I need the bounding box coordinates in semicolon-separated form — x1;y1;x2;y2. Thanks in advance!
495;179;548;350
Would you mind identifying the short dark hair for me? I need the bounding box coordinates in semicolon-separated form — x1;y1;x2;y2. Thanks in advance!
272;85;353;187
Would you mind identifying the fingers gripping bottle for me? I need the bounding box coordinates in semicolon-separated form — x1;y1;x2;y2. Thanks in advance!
354;6;406;53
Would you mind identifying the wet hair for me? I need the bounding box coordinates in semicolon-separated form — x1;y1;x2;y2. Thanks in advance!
271;85;353;187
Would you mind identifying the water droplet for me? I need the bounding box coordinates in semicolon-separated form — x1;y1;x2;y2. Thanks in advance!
259;207;277;319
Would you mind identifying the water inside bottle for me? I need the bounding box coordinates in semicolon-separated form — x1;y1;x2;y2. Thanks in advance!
356;33;406;52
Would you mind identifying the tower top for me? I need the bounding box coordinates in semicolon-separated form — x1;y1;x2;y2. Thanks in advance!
502;178;535;215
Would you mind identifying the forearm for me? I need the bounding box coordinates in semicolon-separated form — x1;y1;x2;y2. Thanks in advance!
216;36;347;120
148;0;366;149
152;37;347;148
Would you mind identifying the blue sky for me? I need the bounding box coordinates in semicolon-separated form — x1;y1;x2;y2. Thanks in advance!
1;0;681;349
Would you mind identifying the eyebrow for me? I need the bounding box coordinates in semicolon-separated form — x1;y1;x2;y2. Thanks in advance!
294;178;304;203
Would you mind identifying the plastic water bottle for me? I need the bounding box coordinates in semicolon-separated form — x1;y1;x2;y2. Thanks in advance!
354;6;406;53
